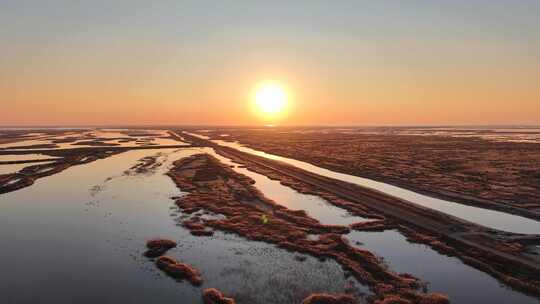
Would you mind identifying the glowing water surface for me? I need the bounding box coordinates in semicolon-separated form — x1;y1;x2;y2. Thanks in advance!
210;146;540;304
192;134;540;235
207;149;369;226
347;230;538;304
0;130;188;150
0;154;59;162
0;148;365;304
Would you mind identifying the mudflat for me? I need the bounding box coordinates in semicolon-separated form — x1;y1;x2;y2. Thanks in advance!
199;127;540;218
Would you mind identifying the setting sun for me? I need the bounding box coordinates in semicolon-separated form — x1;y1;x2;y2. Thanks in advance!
253;82;288;115
3;2;540;303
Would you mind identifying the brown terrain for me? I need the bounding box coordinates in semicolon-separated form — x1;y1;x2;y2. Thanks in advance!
0;129;190;194
155;255;204;286
167;151;538;303
202;288;236;304
198;128;540;220
0;148;123;194
176;131;540;300
144;237;367;304
3;128;539;303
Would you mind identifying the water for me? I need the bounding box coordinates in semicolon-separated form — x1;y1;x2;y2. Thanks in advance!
396;127;540;143
0;163;33;175
0;148;365;304
206;145;540;303
0;161;55;175
0;130;188;150
196;135;540;234
206;149;370;226
272;127;540;143
347;230;539;304
0;154;59;162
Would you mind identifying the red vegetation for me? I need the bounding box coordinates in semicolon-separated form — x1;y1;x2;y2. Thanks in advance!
301;293;359;304
350;220;396;232
144;239;177;257
374;293;449;304
418;294;450;304
203;128;540;219
202;288;236;304
0;148;122;194
166;153;453;303
205;142;540;298
156;256;203;286
190;229;214;236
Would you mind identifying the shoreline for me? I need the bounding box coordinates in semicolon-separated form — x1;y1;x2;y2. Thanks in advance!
166;152;450;303
200;130;540;222
179;131;540;299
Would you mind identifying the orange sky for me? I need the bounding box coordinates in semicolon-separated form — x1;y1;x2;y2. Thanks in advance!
1;1;539;126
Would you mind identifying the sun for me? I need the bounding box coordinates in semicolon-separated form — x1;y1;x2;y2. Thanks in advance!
253;82;288;115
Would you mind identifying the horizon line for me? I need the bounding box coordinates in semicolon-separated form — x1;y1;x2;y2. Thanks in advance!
1;123;539;129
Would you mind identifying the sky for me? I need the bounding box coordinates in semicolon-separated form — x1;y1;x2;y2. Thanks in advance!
1;0;539;126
